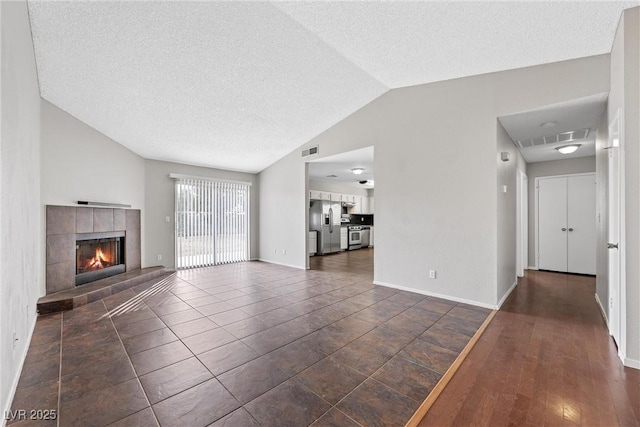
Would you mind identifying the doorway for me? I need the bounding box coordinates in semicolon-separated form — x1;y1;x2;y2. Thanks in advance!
304;146;374;274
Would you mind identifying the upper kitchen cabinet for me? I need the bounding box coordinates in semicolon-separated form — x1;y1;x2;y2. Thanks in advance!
310;189;374;214
353;196;362;214
360;197;369;214
309;190;331;201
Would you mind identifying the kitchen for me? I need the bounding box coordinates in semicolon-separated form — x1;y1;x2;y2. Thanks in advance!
306;147;374;258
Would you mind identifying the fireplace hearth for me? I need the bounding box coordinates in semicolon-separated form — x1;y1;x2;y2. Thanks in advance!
76;231;125;285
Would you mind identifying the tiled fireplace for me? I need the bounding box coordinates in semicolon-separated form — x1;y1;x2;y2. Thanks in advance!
46;205;141;294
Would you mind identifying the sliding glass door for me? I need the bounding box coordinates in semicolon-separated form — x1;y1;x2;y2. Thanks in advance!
175;178;250;269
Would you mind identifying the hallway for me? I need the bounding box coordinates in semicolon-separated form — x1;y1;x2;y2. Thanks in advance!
421;270;640;426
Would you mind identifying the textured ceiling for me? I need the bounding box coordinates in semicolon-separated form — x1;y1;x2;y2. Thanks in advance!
27;1;637;173
499;93;608;163
309;146;374;189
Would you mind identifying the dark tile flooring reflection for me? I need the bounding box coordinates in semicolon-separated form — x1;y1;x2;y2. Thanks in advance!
8;249;490;426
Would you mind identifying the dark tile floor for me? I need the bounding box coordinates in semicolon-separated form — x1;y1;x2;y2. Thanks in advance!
8;248;491;426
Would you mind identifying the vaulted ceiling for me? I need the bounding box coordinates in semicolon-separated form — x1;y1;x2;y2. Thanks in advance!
27;1;636;173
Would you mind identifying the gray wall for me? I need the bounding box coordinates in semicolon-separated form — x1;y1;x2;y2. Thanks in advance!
40;100;146;211
609;7;640;366
526;156;596;267
0;0;43;415
259;54;609;308
144;159;260;268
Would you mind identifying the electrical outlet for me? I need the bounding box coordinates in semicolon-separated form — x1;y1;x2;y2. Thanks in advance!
610;297;613;309
429;270;437;279
12;333;17;350
282;249;286;255
165;216;171;223
157;254;162;261
273;248;277;254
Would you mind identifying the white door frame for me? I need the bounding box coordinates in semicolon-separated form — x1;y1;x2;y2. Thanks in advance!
608;109;626;362
534;172;595;270
516;170;528;277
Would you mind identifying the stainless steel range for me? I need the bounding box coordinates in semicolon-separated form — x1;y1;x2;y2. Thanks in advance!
348;226;362;250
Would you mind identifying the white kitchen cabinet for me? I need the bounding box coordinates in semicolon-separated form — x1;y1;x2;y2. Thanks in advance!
353;196;362;214
369;227;374;247
330;192;342;202
310;190;330;201
361;197;369;214
309;231;317;255
340;227;348;250
369;196;374;214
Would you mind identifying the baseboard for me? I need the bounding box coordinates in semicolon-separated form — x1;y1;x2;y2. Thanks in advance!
497;281;518;309
527;266;538;270
256;258;306;270
2;314;37;427
373;281;497;310
594;293;609;328
623;357;640;370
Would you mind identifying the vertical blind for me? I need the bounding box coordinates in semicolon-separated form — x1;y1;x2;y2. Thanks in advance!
175;178;250;269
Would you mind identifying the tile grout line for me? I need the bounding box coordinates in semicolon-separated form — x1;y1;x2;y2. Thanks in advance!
101;299;162;427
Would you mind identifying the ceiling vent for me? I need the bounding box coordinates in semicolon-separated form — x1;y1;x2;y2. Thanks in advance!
516;128;590;149
301;146;319;157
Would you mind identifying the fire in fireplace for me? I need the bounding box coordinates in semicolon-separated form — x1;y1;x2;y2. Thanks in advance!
76;231;125;285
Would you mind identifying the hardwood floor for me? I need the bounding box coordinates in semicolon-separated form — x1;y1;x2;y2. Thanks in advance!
420;270;640;427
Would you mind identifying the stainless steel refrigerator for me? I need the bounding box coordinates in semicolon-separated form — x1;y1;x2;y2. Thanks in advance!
309;200;341;254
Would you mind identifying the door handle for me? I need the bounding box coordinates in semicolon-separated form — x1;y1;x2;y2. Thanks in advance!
568;228;574;232
561;228;567;231
329;209;333;233
607;243;619;249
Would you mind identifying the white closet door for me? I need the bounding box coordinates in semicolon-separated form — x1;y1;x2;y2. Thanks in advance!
538;177;568;272
567;175;596;274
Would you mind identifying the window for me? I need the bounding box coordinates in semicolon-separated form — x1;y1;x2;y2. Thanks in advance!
175;178;250;269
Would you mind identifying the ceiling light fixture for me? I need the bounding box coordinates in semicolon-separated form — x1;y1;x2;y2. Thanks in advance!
556;144;581;154
351;168;364;175
541;121;557;129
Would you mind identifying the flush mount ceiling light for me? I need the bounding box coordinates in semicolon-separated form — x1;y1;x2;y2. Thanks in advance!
556;144;581;154
351;168;365;175
541;121;557;129
326;174;338;178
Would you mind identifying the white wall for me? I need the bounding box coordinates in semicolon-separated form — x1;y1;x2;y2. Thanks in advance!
260;54;609;307
609;7;640;366
260;152;307;269
496;121;525;304
0;0;43;417
144;159;259;268
595;112;609;324
526;156;596;267
309;180;369;197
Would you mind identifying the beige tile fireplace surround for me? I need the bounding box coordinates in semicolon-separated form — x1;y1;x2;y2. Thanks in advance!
45;205;141;295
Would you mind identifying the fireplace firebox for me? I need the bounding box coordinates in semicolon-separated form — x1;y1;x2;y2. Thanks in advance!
76;231;125;286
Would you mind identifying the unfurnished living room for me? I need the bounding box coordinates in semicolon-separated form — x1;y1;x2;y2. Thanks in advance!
2;1;639;426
